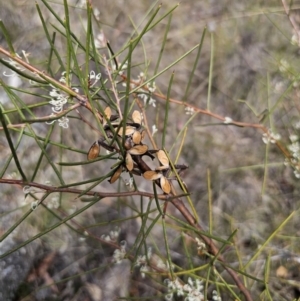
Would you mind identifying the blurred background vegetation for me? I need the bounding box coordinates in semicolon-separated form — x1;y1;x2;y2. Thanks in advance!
1;0;300;300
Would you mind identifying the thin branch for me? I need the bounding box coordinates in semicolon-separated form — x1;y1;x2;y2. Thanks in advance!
0;178;170;200
103;56;123;119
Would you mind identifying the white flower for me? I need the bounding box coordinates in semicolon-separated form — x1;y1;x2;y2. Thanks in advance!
94;31;106;48
139;92;156;107
140;264;150;278
49;89;68;113
109;227;120;241
195;237;206;253
58;116;69;128
152;124;158;136
148;97;156;107
294;170;300;178
155;257;167;270
103;235;112;242
89;70;102;87
47;196;60;209
165;293;173;301
46;84;71;128
183;284;192;293
3;53;25;77
224;116;233;124
94;8;100;20
113;241;126;264
185;107;195;115
59;74;66;83
138;72;145;80
212;290;222;301
147;247;152;258
135;255;146;267
31;201;39;210
288;142;300;158
147;81;156;93
114;61;128;75
125;177;134;189
165;277;204;300
262;130;281;144
23;186;33;194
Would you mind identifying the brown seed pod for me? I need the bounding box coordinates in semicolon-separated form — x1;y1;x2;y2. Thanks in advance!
87;141;100;160
143;170;162;181
132;131;142;145
128;144;148;155
132;110;142;124
124;137;133;150
157;150;169;167
155;165;169;171
103;107;111;123
141;130;146;141
125;152;133;171
118;126;135;137
160;176;171;194
109;165;123;183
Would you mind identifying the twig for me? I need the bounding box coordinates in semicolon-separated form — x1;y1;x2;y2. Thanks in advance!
0;178;170;200
103;56;123;119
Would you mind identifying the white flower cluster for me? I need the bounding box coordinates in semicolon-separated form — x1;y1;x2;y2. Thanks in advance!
114;61;128;76
185;107;195;115
165;277;204;301
286;134;300;178
89;70;101;87
46;72;81;129
3;51;29;77
138;81;157;107
101;226;121;242
46;195;60;209
123;72;157;107
137;72;156;108
112;240;127;264
134;247;152;278
262;130;281;144
48;87;68;113
152;124;158;136
195;237;206;254
125;177;134;190
212;290;222;301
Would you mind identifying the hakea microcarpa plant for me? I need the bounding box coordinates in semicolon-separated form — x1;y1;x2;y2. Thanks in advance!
87;108;184;194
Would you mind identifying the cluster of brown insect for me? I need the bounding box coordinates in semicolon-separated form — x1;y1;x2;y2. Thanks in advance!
87;108;184;194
